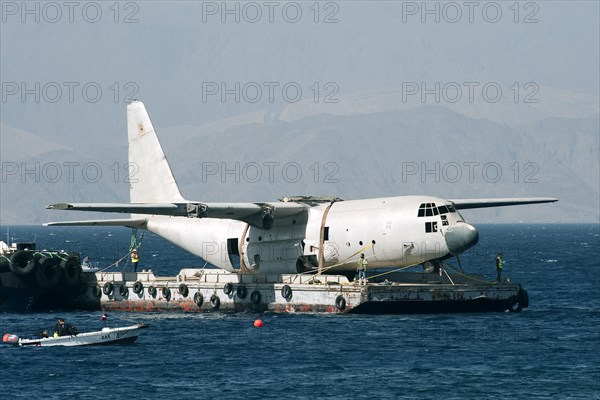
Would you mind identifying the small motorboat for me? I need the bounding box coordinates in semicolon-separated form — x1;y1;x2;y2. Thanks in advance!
3;323;148;347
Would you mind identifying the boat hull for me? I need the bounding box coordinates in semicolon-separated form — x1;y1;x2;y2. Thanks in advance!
17;324;148;347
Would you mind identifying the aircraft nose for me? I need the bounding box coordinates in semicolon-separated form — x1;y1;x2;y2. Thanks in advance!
445;222;479;255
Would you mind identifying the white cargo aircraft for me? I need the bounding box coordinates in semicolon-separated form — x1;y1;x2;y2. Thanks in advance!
47;101;557;274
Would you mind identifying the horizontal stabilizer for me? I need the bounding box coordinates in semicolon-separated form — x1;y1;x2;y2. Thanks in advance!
44;219;148;228
47;203;185;215
449;198;558;210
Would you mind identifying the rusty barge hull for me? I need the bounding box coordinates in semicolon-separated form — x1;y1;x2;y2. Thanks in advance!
94;286;523;314
52;269;528;314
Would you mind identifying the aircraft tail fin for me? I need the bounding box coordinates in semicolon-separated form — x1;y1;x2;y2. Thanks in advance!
127;101;185;203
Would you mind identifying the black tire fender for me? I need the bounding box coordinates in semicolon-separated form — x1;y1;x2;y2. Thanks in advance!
103;281;114;295
34;256;62;289
9;250;36;276
509;286;528;312
508;301;523;313
162;287;171;301
210;294;220;310
236;285;247;299
148;285;157;297
91;285;102;298
178;283;189;297
281;284;292;300
0;256;10;273
133;281;144;294
250;290;261;305
520;287;529;308
335;295;346;311
119;284;129;297
223;282;233;295
194;291;204;307
61;256;82;286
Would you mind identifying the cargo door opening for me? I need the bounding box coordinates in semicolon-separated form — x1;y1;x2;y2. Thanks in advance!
227;238;240;270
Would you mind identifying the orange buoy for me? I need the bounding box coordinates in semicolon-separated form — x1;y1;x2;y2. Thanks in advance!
253;319;263;328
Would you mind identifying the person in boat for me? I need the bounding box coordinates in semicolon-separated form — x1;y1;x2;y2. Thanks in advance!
30;329;49;339
53;318;78;337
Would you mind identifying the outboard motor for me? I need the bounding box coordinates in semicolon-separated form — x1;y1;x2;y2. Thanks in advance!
2;333;20;344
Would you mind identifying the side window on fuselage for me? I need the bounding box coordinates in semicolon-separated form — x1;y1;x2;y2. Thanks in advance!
425;221;438;233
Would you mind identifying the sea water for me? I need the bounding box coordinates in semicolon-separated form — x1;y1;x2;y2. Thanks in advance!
0;224;598;399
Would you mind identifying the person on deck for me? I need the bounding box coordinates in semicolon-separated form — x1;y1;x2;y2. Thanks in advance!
357;253;368;285
131;250;140;272
495;253;503;282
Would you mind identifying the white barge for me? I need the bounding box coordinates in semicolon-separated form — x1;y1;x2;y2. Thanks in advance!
72;268;528;314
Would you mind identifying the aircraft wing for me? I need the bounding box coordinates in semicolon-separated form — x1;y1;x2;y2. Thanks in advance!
449;198;558;210
46;201;309;230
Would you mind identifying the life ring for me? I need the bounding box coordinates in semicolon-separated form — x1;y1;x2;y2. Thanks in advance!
148;285;157;297
91;285;102;298
194;292;204;307
162;287;171;301
103;281;114;295
9;250;36;276
335;295;346;311
210;294;220;310
223;282;233;295
133;281;144;294
34;256;62;289
250;290;261;305
119;284;129;297
236;285;247;299
179;283;189;297
61;256;82;286
281;284;292;300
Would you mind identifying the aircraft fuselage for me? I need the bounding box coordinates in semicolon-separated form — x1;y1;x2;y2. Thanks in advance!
146;195;472;274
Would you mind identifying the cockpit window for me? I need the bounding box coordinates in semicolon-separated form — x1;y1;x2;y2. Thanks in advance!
418;203;438;217
418;202;454;217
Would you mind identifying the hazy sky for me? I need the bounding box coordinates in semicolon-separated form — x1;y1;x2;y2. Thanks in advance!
1;1;598;140
1;1;599;223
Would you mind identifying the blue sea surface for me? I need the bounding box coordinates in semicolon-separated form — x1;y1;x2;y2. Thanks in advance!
1;224;599;399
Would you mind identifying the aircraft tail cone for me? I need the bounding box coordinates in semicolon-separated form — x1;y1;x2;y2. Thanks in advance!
445;222;479;255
